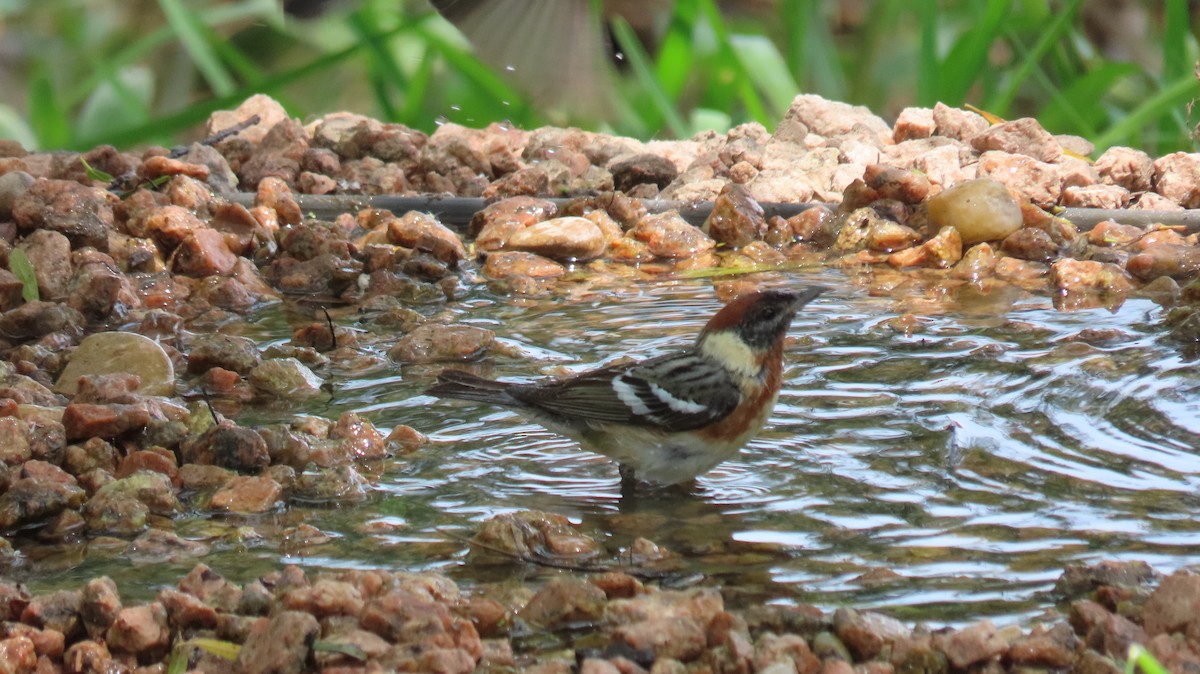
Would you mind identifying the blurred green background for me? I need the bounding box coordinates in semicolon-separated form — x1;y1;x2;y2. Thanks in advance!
0;0;1197;154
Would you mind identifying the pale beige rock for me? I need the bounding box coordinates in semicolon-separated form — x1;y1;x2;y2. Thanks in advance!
206;94;290;145
506;217;606;262
55;332;175;397
926;178;1023;245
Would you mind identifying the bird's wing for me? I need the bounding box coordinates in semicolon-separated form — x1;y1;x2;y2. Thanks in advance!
510;352;741;432
428;0;612;114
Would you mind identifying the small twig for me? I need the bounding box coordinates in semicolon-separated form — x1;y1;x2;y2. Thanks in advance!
200;387;219;425
168;114;261;158
322;307;337;350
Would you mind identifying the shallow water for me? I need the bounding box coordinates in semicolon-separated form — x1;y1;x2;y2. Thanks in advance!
23;270;1200;626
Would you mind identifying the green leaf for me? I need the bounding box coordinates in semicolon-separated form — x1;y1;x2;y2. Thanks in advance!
313;640;367;661
8;247;39;303
938;0;1011;104
610;16;689;138
75;66;155;146
1036;62;1140;136
1094;72;1200;151
156;0;237;96
0;104;37;150
78;158;115;184
985;0;1085;115
729;34;800;117
655;0;700;101
29;68;69;150
1126;645;1170;674
188;638;241;661
166;649;189;674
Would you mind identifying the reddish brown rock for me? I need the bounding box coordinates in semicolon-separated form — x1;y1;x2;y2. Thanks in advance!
1143;569;1200;638
1153;152;1200;207
105;603;169;655
178;564;244;613
1008;622;1076;668
61;402;151;440
157;588;218;631
1051;259;1135;295
703;182;766;248
187;333;262;375
281;579;365;618
79;578;121;640
1096;146;1154;192
971;117;1063;163
388;323;495;363
209;475;282;513
893;107;935;142
468;196;556;238
17;229;73;302
506;216;607;262
11;178;113;250
172;228;238;277
0;635;36;673
20;590;82;639
932;103;989;141
482;251;566;280
235;611;320;674
471;510;602;562
181;423;270;473
1127;244;1200;281
754;633;821;674
931;620;1007;669
519;578;607;630
611;616;707;663
256;175;302;227
330;411;387;460
629;211;716;258
887;226;962;268
833;607;910;661
0;476;86;530
977;151;1061;208
1062;184;1130;209
1087;220;1144;247
0;301;84;341
144;204;205;248
388;211;468;266
610;153;679;193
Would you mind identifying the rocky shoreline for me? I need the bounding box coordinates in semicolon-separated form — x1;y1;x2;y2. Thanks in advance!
1;92;1200;672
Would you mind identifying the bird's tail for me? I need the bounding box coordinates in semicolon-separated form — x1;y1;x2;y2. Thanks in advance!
426;370;522;406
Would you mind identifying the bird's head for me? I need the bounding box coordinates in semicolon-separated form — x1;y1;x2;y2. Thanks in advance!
697;287;825;374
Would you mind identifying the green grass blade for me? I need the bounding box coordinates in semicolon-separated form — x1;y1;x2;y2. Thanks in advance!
29;68;69;150
1036;61;1139;137
698;0;770;125
1093;72;1200;151
65;1;275;108
1126;645;1170;674
8;248;39;303
938;0;1010;104
729;34;800;116
1162;0;1189;83
655;0;700;101
70;35;379;150
916;0;937;106
0;105;37;149
156;0;237;96
348;11;409;121
610;16;689;138
413;23;526;111
986;0;1084;115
